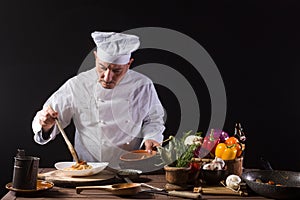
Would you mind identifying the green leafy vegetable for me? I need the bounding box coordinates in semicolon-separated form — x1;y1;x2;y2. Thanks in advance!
156;130;202;167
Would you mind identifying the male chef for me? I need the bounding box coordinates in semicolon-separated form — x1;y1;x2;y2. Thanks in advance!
32;31;165;169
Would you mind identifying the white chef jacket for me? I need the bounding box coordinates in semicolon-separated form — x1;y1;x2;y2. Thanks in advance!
32;68;165;169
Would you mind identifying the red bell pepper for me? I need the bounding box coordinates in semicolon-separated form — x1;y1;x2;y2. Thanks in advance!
195;129;220;158
203;129;220;153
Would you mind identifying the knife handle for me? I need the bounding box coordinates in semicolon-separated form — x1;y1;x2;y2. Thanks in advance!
168;190;202;199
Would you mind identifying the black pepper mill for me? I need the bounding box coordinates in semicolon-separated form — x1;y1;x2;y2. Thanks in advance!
12;149;40;190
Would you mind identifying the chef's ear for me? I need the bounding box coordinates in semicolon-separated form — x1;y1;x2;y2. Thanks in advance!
127;58;134;67
93;51;98;59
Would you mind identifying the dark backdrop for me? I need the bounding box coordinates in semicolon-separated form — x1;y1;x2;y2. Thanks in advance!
1;0;300;196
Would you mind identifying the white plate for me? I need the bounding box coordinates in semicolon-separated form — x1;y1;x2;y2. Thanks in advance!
54;161;108;177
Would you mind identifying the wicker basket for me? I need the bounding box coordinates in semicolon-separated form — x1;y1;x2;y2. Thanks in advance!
224;157;243;176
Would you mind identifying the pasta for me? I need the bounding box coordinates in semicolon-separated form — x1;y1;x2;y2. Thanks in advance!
64;161;92;171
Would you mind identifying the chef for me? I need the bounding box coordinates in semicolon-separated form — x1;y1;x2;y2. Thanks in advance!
32;31;165;169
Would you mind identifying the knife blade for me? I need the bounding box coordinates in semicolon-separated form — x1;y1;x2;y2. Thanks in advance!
123;177;163;191
143;189;202;199
124;176;202;199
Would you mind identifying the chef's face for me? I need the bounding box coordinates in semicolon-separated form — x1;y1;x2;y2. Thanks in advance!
94;51;132;89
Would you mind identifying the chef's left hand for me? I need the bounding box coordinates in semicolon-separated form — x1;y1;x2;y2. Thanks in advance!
144;139;161;153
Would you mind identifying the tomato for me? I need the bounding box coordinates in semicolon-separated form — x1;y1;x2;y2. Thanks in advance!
190;161;201;173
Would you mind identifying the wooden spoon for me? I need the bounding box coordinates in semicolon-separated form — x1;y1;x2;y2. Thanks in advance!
48;105;80;163
76;183;142;196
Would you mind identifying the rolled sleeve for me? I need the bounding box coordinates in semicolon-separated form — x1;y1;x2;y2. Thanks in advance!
141;104;165;142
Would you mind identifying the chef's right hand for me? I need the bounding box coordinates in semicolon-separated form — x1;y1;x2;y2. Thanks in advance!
38;106;58;132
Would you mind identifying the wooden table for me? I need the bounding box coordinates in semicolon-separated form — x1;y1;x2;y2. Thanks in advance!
2;168;270;200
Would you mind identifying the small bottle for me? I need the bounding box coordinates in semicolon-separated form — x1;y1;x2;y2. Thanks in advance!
233;123;246;174
234;122;246;152
237;123;246;143
233;123;239;137
234;123;246;141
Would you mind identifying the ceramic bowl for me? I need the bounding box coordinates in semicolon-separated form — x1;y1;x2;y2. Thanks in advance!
200;169;228;185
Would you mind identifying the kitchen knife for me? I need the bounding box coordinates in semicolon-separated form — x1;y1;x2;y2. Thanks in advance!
124;176;202;199
143;189;202;199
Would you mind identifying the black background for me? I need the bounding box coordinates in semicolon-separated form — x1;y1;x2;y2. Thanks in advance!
1;0;300;196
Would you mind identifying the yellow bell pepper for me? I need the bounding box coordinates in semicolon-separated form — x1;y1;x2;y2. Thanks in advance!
215;143;237;160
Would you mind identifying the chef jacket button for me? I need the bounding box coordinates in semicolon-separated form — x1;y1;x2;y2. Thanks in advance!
99;120;105;124
125;120;130;123
97;98;104;102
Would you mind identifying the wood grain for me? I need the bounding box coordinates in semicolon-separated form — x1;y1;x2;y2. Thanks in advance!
38;169;116;187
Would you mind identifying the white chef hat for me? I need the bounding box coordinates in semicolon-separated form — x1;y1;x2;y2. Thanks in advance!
91;31;140;65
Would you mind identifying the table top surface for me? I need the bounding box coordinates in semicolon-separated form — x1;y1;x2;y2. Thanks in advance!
2;168;270;200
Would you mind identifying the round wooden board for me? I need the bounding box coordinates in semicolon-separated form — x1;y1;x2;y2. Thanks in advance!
38;169;118;187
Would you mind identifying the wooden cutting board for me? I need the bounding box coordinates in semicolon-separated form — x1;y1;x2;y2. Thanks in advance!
201;185;248;196
38;169;117;187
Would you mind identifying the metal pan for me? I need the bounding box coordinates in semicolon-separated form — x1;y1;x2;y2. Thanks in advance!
242;170;300;199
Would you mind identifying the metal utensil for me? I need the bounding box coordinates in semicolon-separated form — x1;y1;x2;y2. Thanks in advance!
123;176;164;191
242;157;300;199
242;170;300;199
116;169;142;180
48;105;80;163
143;189;202;199
121;173;202;199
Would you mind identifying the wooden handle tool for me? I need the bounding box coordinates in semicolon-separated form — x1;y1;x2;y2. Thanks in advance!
48;105;80;163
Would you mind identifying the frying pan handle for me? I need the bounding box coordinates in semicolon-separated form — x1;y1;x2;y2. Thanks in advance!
260;157;273;170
